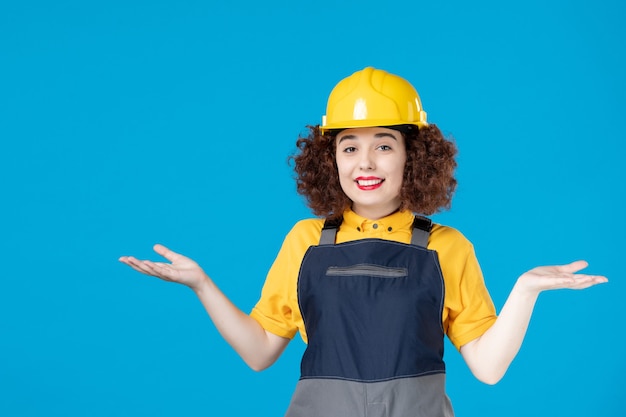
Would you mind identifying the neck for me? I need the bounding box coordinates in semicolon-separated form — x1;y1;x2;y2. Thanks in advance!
351;205;401;220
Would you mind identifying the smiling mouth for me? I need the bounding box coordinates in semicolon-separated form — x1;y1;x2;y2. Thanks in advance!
356;177;384;190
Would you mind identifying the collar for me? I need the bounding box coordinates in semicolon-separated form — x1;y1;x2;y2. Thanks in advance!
341;209;415;234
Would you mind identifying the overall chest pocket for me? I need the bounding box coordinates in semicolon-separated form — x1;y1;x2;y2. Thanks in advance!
325;264;408;278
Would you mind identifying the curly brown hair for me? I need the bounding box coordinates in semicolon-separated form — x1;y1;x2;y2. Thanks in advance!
291;124;458;218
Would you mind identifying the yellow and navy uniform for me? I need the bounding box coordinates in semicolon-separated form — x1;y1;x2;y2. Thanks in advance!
250;209;497;350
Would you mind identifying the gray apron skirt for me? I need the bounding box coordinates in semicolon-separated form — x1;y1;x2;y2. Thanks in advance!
285;216;454;417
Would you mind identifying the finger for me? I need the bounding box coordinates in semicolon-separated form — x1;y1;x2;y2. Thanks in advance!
119;256;144;269
128;258;160;275
120;257;160;277
569;275;608;289
552;275;608;290
542;277;578;289
122;257;171;279
146;260;188;282
569;281;603;290
143;260;171;273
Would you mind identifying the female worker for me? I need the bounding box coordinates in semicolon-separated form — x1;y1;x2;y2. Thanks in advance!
119;67;607;416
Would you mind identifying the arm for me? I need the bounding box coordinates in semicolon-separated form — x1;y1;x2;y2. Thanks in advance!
459;260;607;385
119;244;290;371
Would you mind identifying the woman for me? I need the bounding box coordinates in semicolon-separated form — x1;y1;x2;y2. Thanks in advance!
120;67;607;416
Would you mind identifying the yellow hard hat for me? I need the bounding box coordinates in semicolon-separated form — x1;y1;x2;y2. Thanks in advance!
321;67;428;133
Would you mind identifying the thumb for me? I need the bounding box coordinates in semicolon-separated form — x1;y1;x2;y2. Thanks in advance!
153;244;184;263
558;260;589;274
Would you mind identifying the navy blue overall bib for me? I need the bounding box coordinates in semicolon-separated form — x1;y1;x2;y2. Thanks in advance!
285;216;454;417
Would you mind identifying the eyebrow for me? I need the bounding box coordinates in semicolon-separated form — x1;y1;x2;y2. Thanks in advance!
337;132;399;143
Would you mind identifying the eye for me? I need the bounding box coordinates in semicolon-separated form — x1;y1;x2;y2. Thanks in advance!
377;144;392;151
342;146;357;153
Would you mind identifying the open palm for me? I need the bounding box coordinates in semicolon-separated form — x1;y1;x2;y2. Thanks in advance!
119;244;208;290
517;260;607;294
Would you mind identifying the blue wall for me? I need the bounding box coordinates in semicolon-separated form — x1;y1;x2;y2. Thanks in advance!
1;1;623;415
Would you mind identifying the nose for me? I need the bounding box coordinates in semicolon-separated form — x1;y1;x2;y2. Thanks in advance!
359;149;375;170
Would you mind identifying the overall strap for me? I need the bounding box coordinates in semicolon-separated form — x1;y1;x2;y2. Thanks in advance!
320;215;431;247
410;215;432;248
319;217;343;245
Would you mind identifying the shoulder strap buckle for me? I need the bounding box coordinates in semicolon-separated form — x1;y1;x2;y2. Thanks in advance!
319;216;343;245
410;215;432;248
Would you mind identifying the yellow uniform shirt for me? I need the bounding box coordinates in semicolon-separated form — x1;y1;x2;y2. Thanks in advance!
250;209;497;350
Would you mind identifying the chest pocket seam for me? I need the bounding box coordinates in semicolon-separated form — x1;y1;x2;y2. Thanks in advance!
325;264;408;278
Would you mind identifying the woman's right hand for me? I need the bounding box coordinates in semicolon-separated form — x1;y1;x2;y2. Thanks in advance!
119;244;209;291
119;243;290;371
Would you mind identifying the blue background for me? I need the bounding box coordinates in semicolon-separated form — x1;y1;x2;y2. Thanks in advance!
1;1;623;416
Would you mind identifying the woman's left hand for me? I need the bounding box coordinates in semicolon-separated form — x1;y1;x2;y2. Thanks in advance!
461;260;608;384
515;260;608;295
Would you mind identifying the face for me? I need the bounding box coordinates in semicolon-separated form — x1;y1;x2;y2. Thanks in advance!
335;127;407;220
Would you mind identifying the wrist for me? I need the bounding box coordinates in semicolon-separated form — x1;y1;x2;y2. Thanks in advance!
191;274;213;295
512;277;542;300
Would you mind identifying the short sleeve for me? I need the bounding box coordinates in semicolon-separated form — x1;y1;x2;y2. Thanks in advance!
249;219;323;342
430;226;497;350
